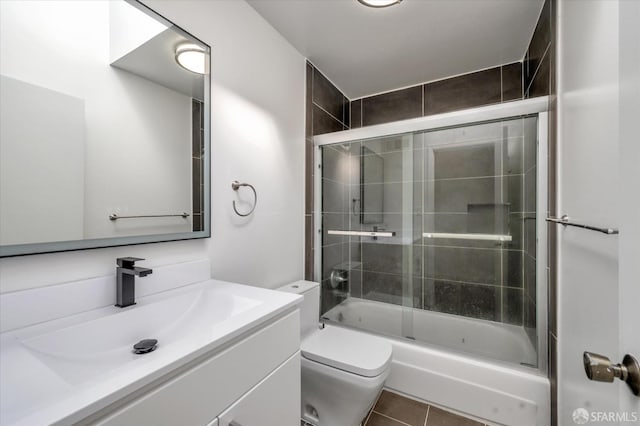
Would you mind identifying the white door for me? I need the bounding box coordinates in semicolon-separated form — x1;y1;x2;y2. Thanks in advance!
617;0;640;420
558;0;640;425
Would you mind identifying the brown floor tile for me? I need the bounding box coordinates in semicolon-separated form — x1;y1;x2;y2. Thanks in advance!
366;412;408;426
426;406;484;426
374;390;428;426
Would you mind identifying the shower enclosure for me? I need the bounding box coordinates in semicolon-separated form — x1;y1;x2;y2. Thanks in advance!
315;99;547;371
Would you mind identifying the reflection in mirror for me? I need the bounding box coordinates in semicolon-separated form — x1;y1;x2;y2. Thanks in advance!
0;0;210;256
360;146;384;224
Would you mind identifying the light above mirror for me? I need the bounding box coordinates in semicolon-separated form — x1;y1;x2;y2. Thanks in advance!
175;43;207;75
357;0;402;8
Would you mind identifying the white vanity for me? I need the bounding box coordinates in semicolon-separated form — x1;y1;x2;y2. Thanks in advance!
0;260;302;426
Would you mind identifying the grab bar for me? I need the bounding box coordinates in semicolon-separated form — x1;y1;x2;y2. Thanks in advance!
546;215;619;235
231;181;257;217
423;232;512;242
327;230;396;237
109;212;189;221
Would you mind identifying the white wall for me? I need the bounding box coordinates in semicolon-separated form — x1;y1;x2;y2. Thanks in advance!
0;0;305;293
143;0;305;289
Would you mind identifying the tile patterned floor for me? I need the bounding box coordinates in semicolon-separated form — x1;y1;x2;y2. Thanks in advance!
363;390;487;426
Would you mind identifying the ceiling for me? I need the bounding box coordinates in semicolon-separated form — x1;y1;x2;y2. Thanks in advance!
247;0;545;99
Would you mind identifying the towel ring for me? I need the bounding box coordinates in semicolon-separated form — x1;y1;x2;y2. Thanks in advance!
231;181;257;217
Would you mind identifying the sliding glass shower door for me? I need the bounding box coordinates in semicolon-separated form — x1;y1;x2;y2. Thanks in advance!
319;134;420;339
318;115;542;368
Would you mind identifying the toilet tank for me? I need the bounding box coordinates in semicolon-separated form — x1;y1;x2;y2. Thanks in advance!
278;281;319;339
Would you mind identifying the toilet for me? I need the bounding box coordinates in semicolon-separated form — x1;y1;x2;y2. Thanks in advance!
279;280;392;426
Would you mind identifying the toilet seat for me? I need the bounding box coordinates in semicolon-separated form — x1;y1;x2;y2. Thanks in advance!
301;325;392;378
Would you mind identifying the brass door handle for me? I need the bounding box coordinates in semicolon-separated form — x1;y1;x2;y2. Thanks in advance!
583;352;640;396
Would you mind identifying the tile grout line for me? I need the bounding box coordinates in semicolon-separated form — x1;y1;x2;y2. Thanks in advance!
313;100;346;127
423;405;430;426
364;389;384;426
524;43;551;96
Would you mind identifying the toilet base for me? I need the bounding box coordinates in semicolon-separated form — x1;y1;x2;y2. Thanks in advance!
301;356;389;426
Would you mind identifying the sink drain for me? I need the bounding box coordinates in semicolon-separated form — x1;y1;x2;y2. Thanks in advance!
133;339;158;354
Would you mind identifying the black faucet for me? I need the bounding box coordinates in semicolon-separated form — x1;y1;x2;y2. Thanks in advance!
115;257;153;308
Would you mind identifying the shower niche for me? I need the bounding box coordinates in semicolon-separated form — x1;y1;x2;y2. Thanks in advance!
317;111;546;370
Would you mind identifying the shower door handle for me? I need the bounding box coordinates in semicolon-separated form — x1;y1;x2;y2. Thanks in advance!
327;230;396;237
583;351;640;396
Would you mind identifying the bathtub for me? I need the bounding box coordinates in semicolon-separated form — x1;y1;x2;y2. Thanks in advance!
323;298;549;426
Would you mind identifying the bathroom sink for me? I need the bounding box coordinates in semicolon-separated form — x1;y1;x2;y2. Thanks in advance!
2;280;299;388
19;286;261;383
0;279;300;426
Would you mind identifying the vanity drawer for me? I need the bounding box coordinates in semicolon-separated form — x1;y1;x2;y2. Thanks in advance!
92;310;299;426
218;352;300;426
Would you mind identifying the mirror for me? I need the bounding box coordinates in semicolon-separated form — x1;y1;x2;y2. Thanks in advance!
360;146;384;224
0;0;210;257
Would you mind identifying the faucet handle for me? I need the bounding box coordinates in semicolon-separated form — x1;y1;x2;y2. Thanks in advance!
117;257;145;268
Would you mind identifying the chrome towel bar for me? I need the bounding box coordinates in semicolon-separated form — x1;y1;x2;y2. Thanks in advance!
546;215;619;235
327;230;396;237
109;212;189;221
423;232;512;242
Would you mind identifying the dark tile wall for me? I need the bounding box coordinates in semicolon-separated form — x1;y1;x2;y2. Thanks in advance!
419;118;534;326
425;67;502;115
362;86;423;126
305;62;351;306
355;242;423;309
502;62;524;102
524;0;552;99
522;0;555;98
350;63;523;129
192;99;204;232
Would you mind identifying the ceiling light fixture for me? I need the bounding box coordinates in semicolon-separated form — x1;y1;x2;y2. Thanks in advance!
357;0;402;8
175;43;207;75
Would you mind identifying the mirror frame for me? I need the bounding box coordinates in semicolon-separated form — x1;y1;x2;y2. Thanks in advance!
0;0;211;257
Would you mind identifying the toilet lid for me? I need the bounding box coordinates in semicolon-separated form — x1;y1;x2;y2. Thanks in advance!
301;326;392;377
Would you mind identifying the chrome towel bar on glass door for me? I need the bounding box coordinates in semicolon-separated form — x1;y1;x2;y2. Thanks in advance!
546;215;619;235
109;212;189;221
327;230;396;237
231;181;257;217
423;232;512;242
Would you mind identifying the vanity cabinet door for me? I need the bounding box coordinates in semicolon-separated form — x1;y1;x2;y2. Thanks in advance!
218;353;300;426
